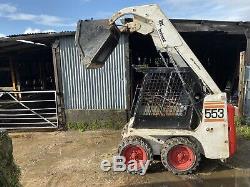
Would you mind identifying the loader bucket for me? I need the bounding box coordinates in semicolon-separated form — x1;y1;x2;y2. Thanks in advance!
75;19;120;69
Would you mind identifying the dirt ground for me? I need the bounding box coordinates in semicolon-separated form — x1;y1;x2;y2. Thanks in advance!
10;130;250;187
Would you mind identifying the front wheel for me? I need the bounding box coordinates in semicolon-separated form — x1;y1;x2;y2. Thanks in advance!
118;136;153;174
161;137;201;175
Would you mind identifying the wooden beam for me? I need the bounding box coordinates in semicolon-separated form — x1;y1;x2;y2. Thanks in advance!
172;20;250;35
14;58;22;98
52;40;66;129
245;31;250;66
238;51;246;116
0;87;13;91
9;57;16;92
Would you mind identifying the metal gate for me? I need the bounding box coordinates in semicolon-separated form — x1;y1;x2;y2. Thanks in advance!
0;91;58;130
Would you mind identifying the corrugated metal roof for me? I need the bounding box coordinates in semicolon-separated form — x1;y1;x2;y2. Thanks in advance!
0;31;75;54
6;31;74;38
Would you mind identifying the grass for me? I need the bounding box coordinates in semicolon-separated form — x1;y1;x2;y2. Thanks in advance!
67;120;124;132
236;125;250;140
68;117;250;140
235;116;250;140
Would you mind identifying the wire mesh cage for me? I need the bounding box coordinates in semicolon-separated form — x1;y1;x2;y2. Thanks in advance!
133;67;202;118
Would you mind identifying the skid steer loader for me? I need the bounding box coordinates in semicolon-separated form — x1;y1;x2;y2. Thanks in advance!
75;4;237;174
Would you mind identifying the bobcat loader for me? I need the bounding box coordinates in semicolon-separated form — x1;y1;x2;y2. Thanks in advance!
75;4;237;174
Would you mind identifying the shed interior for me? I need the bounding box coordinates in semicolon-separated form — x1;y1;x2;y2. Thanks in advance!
0;49;55;92
129;31;247;130
0;37;59;129
0;36;56;93
129;32;247;107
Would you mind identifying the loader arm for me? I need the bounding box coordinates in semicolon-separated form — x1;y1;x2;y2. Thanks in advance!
75;4;221;94
109;4;221;94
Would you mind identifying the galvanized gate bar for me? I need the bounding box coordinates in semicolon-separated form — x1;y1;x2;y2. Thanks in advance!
0;90;58;130
6;93;57;127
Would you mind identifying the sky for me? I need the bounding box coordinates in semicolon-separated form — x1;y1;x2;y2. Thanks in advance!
0;0;250;36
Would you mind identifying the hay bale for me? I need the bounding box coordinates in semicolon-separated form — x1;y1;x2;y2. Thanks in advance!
0;130;21;187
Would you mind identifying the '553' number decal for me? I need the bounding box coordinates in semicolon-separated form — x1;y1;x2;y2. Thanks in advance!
204;108;224;119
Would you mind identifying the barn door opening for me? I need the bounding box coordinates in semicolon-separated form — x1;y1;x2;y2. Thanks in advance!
0;41;62;130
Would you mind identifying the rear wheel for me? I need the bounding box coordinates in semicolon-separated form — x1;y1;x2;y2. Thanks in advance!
118;136;153;174
161;137;201;175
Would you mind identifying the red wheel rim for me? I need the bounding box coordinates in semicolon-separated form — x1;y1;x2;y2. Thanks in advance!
168;145;196;171
122;145;148;169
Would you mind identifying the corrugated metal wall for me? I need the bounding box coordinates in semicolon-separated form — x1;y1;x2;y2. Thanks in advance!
59;35;128;110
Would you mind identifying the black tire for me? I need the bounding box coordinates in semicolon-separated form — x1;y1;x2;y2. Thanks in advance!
118;136;153;174
161;137;201;175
